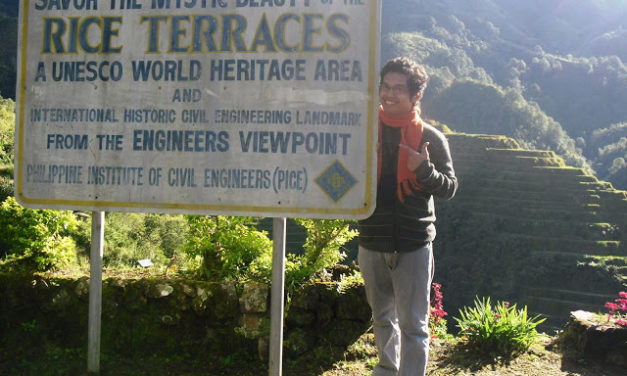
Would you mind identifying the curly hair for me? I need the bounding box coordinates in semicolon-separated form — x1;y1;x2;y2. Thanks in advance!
379;57;429;98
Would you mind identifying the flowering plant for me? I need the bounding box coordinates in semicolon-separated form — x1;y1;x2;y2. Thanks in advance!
429;282;449;339
604;291;627;327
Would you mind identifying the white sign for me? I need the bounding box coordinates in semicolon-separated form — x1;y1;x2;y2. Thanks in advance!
15;0;380;219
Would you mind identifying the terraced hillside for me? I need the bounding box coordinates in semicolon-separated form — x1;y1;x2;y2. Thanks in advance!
434;132;627;330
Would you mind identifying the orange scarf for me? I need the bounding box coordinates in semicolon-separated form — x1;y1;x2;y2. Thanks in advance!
378;105;424;202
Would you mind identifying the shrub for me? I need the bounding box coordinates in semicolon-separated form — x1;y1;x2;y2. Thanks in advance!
454;297;545;357
181;216;358;293
0;196;79;271
183;215;272;281
285;219;358;291
181;216;359;296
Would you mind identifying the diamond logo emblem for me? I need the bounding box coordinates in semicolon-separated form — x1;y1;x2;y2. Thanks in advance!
315;160;357;202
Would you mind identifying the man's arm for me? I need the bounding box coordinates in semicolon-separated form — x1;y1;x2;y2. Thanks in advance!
401;127;458;200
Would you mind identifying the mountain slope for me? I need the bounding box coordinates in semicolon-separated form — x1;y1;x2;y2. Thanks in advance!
434;130;626;329
382;0;627;189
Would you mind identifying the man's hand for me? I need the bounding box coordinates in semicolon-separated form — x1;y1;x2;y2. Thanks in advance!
399;142;430;171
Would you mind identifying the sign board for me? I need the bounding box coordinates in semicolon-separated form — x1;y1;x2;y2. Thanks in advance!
15;0;380;219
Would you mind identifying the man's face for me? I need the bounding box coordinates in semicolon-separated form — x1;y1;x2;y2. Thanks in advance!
379;72;419;115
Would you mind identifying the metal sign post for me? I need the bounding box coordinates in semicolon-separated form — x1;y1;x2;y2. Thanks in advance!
87;211;104;374
269;217;286;376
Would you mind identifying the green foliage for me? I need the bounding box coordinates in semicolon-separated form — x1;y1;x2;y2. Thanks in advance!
381;1;627;189
285;219;358;291
183;215;272;281
0;95;15;202
181;216;357;292
454;297;546;357
0;167;12;203
423;79;589;172
586;123;627;189
0;196;79;271
100;212;188;269
0;95;14;166
335;269;364;294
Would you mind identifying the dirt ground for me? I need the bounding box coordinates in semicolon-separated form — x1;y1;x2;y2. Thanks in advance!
314;334;625;376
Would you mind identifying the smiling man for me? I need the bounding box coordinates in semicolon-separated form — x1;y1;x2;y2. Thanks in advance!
358;57;458;376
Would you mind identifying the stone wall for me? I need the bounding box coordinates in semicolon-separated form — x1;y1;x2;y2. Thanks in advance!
0;272;371;361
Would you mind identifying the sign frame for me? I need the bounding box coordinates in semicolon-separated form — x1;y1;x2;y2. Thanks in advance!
15;0;382;220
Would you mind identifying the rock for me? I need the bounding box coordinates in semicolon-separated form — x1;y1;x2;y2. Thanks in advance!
315;302;334;327
51;289;71;308
192;286;212;315
123;285;147;311
286;309;316;326
337;287;370;321
148;283;174;299
290;284;320;311
160;314;180;326
562;310;627;367
179;282;195;297
239;313;265;335
74;277;90;298
285;328;316;356
257;335;269;361
213;282;239;320
239;282;268;313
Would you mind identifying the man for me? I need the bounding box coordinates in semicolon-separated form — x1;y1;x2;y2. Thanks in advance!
358;57;458;376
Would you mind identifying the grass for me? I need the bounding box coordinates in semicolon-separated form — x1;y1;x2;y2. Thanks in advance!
2;331;625;376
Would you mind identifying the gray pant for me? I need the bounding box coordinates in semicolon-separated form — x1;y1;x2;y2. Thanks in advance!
358;244;434;376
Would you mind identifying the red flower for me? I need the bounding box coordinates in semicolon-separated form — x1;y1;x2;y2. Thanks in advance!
616;319;627;327
619;291;627;299
605;302;619;314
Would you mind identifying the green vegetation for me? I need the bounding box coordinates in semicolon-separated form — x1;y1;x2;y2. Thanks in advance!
285;218;358;292
0;206;357;293
100;212;188;269
425;79;587;169
0;196;80;272
0;96;13;165
585;123;627;189
181;216;358;295
455;297;546;357
183;215;272;281
378;0;627;189
0;96;13;202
